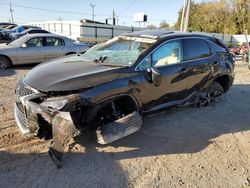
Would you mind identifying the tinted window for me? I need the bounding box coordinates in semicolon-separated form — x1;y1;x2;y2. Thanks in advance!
29;30;48;34
152;40;182;67
137;56;151;70
183;38;210;61
28;30;36;34
25;37;44;47
209;42;227;53
45;37;65;46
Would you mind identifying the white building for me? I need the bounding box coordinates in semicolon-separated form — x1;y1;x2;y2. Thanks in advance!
28;19;142;45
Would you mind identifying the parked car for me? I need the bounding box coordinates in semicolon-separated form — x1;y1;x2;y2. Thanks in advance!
0;33;89;69
0;23;17;31
9;28;50;41
14;30;235;167
240;42;249;55
229;45;240;55
0;23;17;40
0;25;40;40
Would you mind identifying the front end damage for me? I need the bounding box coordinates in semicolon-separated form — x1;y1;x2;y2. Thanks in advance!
14;80;80;168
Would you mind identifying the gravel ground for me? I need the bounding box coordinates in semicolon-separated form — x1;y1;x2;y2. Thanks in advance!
0;61;250;188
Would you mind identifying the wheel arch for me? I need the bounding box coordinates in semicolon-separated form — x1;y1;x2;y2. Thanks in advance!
85;94;141;126
214;75;230;92
0;54;13;64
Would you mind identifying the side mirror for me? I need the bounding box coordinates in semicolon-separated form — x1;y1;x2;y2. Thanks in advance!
146;67;161;87
21;43;27;48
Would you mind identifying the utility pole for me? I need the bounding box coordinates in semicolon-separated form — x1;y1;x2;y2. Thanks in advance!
90;4;95;21
112;10;116;25
10;2;14;23
180;0;186;31
116;15;119;25
183;0;191;32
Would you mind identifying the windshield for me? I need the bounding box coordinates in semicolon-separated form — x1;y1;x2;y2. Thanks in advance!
10;25;24;32
8;36;27;47
80;36;156;66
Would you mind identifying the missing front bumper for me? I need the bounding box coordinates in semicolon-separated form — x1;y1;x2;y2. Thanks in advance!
15;100;79;168
48;112;79;168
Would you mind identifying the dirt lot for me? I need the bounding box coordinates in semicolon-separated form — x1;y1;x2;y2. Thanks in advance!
0;61;250;188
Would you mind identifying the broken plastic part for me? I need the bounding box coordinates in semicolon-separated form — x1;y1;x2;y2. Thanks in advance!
96;111;143;144
48;112;79;168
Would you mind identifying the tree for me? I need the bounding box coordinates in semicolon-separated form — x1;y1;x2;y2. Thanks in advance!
146;24;157;29
174;0;250;34
159;20;170;29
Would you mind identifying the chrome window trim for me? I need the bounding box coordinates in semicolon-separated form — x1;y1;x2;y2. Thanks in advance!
135;36;217;71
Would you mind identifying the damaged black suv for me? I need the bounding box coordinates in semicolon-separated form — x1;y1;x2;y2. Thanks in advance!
14;30;234;167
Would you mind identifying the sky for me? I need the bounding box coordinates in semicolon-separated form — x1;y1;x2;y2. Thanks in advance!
0;0;204;27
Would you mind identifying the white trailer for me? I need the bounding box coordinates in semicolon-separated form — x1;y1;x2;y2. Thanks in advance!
29;19;142;45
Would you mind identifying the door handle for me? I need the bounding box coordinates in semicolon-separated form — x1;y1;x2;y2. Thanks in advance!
179;67;189;73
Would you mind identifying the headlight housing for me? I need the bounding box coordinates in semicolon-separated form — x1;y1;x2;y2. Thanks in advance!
41;94;78;110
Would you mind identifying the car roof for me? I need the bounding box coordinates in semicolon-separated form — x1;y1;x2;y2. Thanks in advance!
121;29;212;40
24;28;46;32
20;33;67;39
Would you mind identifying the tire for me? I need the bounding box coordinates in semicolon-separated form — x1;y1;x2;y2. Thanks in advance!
0;56;11;70
197;82;224;107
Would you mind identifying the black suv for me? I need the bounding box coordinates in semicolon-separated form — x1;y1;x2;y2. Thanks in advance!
14;30;235;167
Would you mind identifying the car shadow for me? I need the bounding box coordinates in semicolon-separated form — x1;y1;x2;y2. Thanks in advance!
0;149;128;187
0;64;35;77
73;83;250;160
0;69;16;77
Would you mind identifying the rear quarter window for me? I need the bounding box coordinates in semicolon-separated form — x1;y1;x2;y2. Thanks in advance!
209;42;227;53
183;38;210;61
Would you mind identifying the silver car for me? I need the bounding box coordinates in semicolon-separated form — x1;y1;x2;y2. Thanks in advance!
0;34;89;69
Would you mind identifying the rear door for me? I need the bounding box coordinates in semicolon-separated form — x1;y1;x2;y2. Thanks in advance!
44;37;68;60
17;37;45;64
182;38;214;93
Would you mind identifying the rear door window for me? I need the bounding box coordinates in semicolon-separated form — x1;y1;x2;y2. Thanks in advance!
45;37;65;47
183;38;210;61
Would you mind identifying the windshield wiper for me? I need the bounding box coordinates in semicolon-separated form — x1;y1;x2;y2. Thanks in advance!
94;55;108;63
100;63;129;67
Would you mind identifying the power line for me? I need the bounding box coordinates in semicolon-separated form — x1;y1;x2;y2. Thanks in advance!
0;15;43;22
0;2;110;17
118;0;137;14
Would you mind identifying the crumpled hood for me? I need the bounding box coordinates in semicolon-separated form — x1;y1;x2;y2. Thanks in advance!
23;55;122;92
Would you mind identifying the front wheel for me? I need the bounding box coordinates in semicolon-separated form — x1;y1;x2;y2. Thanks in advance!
0;56;11;70
197;82;224;107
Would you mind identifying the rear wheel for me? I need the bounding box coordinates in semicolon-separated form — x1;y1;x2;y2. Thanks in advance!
197;82;224;107
0;56;11;70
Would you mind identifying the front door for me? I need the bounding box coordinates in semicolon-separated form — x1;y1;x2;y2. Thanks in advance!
135;39;192;112
17;37;45;64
